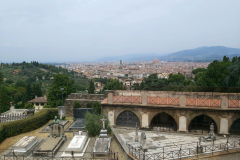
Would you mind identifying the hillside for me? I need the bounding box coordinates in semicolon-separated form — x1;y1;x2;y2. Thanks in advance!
0;62;89;95
95;46;240;62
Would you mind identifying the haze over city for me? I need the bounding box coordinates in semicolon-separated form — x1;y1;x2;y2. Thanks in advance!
1;0;240;62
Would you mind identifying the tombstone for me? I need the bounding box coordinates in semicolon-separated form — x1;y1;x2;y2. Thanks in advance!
135;123;139;142
69;119;86;131
93;116;111;155
13;136;38;152
61;131;89;157
99;117;108;138
36;116;66;156
73;108;93;120
140;132;147;152
58;106;65;120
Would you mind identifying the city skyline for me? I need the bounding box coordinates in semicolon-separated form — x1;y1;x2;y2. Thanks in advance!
1;0;240;62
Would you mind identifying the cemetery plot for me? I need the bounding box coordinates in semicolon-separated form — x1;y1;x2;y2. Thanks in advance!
69;119;86;131
40;120;69;133
13;136;38;152
117;128;240;159
61;132;90;157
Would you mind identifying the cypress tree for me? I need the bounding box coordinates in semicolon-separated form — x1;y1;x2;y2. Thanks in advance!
88;79;95;94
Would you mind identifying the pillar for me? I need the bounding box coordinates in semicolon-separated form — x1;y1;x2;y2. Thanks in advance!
219;118;229;134
178;116;187;132
142;92;147;105
221;96;228;109
108;93;113;104
142;113;149;128
108;111;115;125
180;95;186;107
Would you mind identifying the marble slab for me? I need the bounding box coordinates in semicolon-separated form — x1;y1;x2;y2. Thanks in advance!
13;136;37;152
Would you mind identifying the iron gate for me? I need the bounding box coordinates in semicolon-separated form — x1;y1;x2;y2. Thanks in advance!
116;110;140;127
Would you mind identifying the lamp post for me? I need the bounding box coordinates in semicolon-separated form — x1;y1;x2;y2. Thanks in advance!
61;88;64;106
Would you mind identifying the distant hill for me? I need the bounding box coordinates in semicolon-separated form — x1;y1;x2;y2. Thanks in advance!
95;46;240;62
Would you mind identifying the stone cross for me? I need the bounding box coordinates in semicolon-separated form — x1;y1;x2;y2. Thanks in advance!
100;117;107;129
60;110;63;120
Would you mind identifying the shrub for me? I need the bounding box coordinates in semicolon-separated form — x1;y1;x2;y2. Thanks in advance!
43;104;51;108
86;101;101;114
84;112;110;137
24;103;34;109
73;100;82;108
0;108;58;144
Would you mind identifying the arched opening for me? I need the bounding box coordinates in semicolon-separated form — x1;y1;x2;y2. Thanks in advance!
229;118;240;135
116;110;140;128
188;115;217;134
150;112;177;131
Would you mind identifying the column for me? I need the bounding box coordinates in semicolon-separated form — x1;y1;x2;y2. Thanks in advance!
219;118;229;134
142;113;149;128
178;116;187;132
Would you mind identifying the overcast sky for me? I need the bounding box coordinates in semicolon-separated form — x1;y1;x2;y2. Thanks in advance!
0;0;240;62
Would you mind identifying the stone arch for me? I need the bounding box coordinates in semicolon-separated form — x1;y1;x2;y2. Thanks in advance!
188;114;218;134
229;118;240;135
149;112;178;131
115;110;141;128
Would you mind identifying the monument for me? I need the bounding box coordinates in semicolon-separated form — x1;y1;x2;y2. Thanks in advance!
140;132;148;152
36;116;66;156
135;123;139;142
93;116;111;155
202;123;216;142
13;136;38;152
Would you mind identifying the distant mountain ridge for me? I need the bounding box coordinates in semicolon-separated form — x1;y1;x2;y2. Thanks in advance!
95;46;240;62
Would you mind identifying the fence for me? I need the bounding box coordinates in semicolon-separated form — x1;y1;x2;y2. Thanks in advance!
0;149;118;160
0;113;29;123
126;139;240;160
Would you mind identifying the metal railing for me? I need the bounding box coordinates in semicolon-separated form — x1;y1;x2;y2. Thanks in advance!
0;149;118;160
126;139;240;160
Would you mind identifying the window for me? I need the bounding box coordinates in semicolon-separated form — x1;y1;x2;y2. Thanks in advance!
36;103;39;106
41;103;44;106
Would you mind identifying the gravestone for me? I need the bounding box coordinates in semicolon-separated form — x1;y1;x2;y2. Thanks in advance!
58;106;65;120
69;119;86;131
140;132;147;151
36;116;66;156
13;136;38;152
73;108;93;120
99;117;108;138
62;131;89;157
93;116;111;155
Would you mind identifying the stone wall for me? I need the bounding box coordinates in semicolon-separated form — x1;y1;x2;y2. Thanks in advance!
65;92;110;117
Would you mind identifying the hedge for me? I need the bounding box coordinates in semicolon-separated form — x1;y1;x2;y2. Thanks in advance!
0;108;58;144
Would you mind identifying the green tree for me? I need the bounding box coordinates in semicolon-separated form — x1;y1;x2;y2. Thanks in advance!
25;103;34;109
86;101;101;115
225;58;240;87
168;74;185;85
103;78;126;91
84;112;110;136
73;100;82;108
47;74;76;108
0;71;3;84
0;85;11;113
88;79;95;94
192;68;206;75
